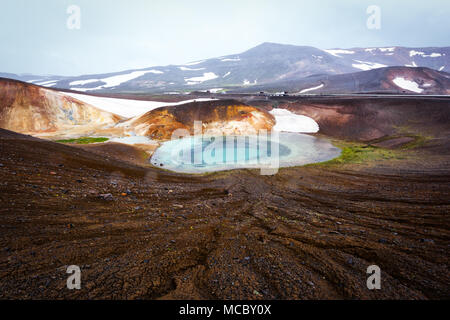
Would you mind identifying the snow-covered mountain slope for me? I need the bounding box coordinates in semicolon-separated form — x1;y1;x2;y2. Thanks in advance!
3;43;450;94
234;66;450;95
323;46;449;72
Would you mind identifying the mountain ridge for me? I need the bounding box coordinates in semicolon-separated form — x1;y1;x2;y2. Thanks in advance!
2;42;449;94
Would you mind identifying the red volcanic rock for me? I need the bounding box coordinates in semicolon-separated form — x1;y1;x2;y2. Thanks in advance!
125;99;275;140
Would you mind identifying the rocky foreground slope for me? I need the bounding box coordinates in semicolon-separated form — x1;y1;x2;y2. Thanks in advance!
0;121;448;299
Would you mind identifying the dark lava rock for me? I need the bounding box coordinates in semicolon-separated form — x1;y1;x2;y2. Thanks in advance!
99;193;113;201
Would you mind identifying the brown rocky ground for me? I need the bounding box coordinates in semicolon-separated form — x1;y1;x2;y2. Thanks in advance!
0;94;449;300
74;142;157;167
238;95;450;142
0;121;449;299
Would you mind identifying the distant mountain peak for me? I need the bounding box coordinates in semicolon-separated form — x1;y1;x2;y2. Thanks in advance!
246;42;316;52
2;43;449;94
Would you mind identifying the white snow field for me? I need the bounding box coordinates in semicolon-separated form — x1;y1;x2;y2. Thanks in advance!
299;84;324;94
365;48;395;53
221;58;241;62
243;79;257;86
36;80;58;87
392;77;424;93
184;60;205;66
207;88;224;93
324;49;355;57
70;70;163;91
185;72;218;85
379;47;396;52
65;92;216;118
109;136;158;145
69;79;99;86
409;50;442;58
269;109;319;133
178;66;205;71
352;60;387;71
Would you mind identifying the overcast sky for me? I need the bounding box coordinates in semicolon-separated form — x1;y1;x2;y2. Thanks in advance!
1;0;449;76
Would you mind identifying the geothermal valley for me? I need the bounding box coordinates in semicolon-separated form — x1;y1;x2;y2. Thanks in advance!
0;74;449;300
1;41;450;300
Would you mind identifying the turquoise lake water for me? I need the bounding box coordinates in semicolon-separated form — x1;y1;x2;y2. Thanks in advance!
150;132;341;174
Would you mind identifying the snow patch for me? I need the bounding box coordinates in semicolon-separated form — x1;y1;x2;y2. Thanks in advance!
409;50;424;57
243;79;257;86
269;109;319;133
379;47;395;52
36;80;57;87
409;50;442;58
70;87;97;92
324;49;355;57
208;88;223;93
352;60;387;71
178;66;205;71
184;60;205;66
65;92;217;118
99;70;163;87
70;70;163;91
299;84;324;94
392;77;423;93
110;136;158;145
69;79;101;86
221;58;241;62
185;72;218;85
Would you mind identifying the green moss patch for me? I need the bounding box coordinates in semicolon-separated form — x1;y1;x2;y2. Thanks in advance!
311;141;399;167
55;137;109;144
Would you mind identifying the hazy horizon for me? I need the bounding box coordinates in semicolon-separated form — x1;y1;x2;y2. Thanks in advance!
1;0;449;76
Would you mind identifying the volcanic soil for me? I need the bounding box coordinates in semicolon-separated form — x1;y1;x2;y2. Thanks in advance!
0;96;449;300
